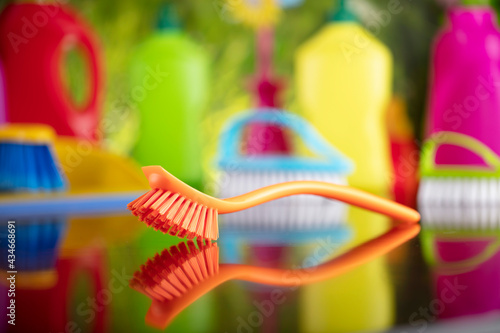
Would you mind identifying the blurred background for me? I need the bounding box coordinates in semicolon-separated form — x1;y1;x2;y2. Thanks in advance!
0;0;450;157
1;0;500;332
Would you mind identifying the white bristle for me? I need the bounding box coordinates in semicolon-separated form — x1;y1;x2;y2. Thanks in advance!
217;170;348;230
418;176;500;229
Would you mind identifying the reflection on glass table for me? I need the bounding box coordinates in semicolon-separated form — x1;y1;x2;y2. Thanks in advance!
1;202;500;332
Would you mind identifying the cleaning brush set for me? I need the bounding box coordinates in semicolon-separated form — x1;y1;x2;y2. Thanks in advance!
130;223;420;329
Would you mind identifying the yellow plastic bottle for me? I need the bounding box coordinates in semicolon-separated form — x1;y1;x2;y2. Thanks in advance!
295;0;393;192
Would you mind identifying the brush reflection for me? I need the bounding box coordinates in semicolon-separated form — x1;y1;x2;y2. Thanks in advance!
129;222;420;330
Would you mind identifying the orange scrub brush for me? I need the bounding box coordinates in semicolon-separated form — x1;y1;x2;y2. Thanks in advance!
130;223;420;329
127;166;420;240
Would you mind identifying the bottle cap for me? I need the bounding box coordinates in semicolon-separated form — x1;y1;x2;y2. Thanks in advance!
330;0;357;22
157;4;180;30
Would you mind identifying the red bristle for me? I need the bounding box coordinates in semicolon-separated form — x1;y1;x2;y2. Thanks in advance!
206;245;215;276
177;229;188;238
128;188;220;241
186;241;197;253
196;247;209;279
204;208;214;240
158;193;180;215
152;263;184;297
150;217;164;231
131;241;220;304
166;197;185;220
168;224;180;236
128;190;154;210
156;265;173;284
140;211;153;222
173;200;192;225
176;246;199;285
195;206;208;238
138;189;164;213
127;194;145;210
210;209;218;240
150;191;171;211
132;189;158;210
161;250;184;278
178;242;190;256
174;266;194;289
143;211;160;226
138;284;162;301
180;202;198;230
196;238;204;249
146;286;168;302
129;278;142;290
187;256;203;282
160;279;182;297
152;219;171;234
157;221;172;233
151;284;174;301
169;268;190;292
167;245;182;259
188;205;203;233
159;247;175;264
213;244;219;274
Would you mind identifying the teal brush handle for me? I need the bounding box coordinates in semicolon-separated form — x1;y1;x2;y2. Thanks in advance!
217;109;354;172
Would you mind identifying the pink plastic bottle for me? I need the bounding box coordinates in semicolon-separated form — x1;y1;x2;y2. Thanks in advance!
427;6;500;166
433;238;500;318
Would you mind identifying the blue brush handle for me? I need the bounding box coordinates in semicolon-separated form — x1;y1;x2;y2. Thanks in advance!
0;191;144;218
217;109;354;172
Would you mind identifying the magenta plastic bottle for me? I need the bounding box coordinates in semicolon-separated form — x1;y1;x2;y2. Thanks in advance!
433;239;500;318
427;6;500;166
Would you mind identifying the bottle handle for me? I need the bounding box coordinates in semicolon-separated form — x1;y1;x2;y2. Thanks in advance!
55;24;101;139
73;27;101;116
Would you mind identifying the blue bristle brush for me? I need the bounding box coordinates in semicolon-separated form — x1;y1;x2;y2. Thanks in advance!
0;124;66;192
0;124;67;288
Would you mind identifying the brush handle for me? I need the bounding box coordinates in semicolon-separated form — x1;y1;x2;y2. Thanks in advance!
234;223;420;285
221;181;420;223
144;166;420;223
217;110;353;172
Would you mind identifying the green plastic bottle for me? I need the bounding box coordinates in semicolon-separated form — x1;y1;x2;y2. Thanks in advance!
130;6;209;189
